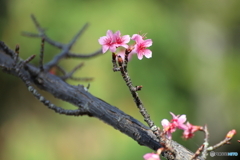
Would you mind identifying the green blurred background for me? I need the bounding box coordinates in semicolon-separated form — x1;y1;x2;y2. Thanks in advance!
0;0;240;160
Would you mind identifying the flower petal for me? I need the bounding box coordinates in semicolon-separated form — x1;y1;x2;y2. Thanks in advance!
143;49;152;58
143;39;153;47
161;119;170;128
102;45;109;53
131;34;143;43
107;30;114;39
109;45;117;52
98;36;107;45
137;52;144;60
178;115;186;124
121;35;130;43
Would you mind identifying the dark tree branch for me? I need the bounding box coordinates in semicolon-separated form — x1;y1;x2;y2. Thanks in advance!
0;16;205;160
0;42;203;160
53;64;93;81
43;22;88;71
0;42;90;117
66;49;102;59
39;37;45;72
22;15;102;62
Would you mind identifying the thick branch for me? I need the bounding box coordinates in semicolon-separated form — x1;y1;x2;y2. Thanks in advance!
0;42;203;160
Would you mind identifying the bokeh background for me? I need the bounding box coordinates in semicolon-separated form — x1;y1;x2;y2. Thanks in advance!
0;0;240;160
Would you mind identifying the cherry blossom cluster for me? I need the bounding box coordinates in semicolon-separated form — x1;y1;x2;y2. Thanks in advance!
143;111;237;160
161;112;203;139
143;112;203;160
98;30;152;60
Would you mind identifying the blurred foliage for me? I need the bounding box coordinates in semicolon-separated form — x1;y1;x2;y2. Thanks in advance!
0;0;240;160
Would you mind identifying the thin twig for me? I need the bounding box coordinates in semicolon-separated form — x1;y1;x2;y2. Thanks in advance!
192;145;204;160
66;49;102;59
68;23;89;48
23;15;102;60
39;37;45;71
13;44;19;67
112;53;120;71
22;31;63;48
0;41;16;58
60;62;93;81
55;65;66;75
115;54;159;138
201;125;209;159
30;14;45;34
44;23;89;71
207;129;236;151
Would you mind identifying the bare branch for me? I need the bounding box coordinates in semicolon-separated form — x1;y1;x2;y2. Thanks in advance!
0;39;204;160
66;49;102;59
0;42;91;117
58;63;93;81
43;23;88;71
23;15;102;61
207;129;236;151
39;37;45;71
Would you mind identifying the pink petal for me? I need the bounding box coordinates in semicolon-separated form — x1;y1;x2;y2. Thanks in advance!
178;115;186;124
143;39;153;47
121;35;130;43
143;49;152;58
132;34;143;43
137;52;144;60
98;36;107;45
102;45;109;53
114;30;120;36
109;45;117;52
161;119;170;128
170;112;177;119
107;30;114;38
120;44;129;49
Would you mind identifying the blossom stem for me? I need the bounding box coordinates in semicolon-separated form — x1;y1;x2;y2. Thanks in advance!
207;129;236;151
114;55;159;138
112;53;120;71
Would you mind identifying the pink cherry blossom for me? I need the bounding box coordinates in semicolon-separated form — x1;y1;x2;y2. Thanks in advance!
170;112;187;130
114;31;130;49
131;34;152;60
98;30;130;53
183;122;202;139
161;112;187;139
143;153;160;160
98;30;116;53
161;119;176;139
